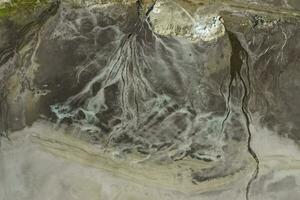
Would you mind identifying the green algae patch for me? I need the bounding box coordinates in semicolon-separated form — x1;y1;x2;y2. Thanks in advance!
0;0;50;22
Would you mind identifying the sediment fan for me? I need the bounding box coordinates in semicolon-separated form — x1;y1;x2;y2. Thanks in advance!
0;1;300;200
